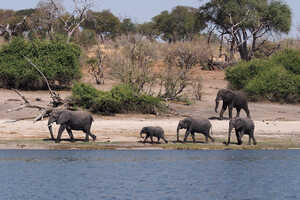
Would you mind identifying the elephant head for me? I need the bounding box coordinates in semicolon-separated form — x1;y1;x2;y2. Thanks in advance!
227;117;243;145
176;118;192;142
140;127;147;138
47;110;70;140
215;89;235;113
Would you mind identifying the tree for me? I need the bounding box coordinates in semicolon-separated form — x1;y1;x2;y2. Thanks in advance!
0;9;33;41
84;10;121;40
120;18;136;35
137;22;158;41
86;45;106;84
48;0;93;43
152;6;206;43
200;0;291;61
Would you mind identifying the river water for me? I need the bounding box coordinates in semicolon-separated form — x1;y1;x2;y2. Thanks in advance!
0;150;299;200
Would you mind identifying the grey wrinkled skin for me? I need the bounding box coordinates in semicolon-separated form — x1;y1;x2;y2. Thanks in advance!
48;110;96;143
215;89;251;120
227;117;256;145
140;126;168;144
177;117;214;143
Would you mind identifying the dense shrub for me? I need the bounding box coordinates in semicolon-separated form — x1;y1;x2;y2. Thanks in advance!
71;83;165;114
245;66;300;102
226;48;300;103
225;59;273;90
271;49;300;74
0;38;81;90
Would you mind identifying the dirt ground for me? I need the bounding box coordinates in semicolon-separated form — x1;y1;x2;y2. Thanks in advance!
1;70;300;150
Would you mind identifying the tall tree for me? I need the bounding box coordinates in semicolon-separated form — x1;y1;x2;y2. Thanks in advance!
120;18;136;35
48;0;93;43
152;6;206;43
0;9;33;41
200;0;291;61
84;10;121;40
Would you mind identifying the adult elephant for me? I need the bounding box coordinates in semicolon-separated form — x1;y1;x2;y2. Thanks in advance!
48;110;96;143
226;117;256;145
215;89;251;120
176;117;214;143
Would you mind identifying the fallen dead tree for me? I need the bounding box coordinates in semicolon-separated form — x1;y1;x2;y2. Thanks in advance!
6;57;72;122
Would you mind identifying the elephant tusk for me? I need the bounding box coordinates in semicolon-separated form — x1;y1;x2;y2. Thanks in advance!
48;123;53;127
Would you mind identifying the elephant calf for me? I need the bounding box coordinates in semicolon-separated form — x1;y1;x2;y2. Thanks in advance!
48;110;96;143
140;126;168;144
177;117;214;143
227;117;256;145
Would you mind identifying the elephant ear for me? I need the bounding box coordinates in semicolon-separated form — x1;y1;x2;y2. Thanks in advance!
234;118;244;129
56;111;70;125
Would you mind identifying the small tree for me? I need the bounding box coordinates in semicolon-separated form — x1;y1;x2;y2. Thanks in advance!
86;46;105;84
159;42;208;99
105;35;157;94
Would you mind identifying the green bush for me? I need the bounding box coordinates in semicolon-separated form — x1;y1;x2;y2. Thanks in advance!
71;83;165;114
245;66;300;102
226;48;300;103
225;59;273;90
0;38;81;90
271;49;300;74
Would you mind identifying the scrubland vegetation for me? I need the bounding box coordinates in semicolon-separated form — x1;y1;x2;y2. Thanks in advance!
0;0;299;114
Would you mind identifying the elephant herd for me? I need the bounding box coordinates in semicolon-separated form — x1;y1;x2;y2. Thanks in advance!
47;88;256;145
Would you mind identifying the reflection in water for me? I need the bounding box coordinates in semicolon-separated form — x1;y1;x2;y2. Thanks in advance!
0;150;300;200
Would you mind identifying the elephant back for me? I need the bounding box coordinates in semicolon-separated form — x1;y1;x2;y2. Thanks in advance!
190;118;211;133
233;91;248;107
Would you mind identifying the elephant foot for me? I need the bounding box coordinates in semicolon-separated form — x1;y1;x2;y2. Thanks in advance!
55;140;60;143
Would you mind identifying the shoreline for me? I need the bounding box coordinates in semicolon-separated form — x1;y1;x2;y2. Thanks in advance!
1;118;300;150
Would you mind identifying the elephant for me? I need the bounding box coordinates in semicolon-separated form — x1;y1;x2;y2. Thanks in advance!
48;110;96;143
215;89;251;120
226;117;256;145
140;126;168;144
177;117;214;143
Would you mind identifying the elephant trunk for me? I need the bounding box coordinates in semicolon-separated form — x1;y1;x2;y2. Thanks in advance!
48;124;55;140
140;130;144;139
227;121;233;145
176;124;181;142
215;99;219;113
48;118;55;140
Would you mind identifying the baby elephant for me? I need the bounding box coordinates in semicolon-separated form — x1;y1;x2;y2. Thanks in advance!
177;117;214;143
140;126;168;144
227;117;256;145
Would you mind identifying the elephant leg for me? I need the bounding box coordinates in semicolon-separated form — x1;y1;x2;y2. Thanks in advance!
220;104;228;120
191;132;196;143
66;128;75;142
236;130;242;145
56;125;66;143
143;135;149;143
236;108;241;118
157;136;161;144
87;129;97;141
183;130;190;143
162;136;168;144
83;131;89;142
207;134;215;142
150;135;154;144
250;130;257;145
244;107;251;119
228;105;233;119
